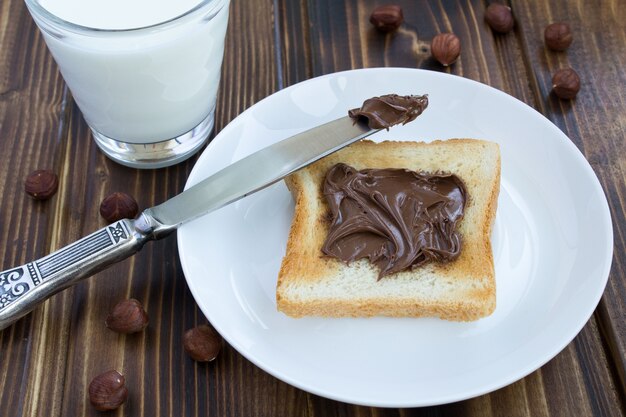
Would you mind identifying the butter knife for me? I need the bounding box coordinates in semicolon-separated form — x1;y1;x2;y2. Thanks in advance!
0;116;377;329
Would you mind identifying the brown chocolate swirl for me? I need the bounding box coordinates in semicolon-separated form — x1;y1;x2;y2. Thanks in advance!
348;94;429;130
322;163;466;278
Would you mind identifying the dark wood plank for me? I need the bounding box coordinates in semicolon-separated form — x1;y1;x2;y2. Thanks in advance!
217;0;280;128
1;1;307;416
1;0;624;415
42;0;300;414
511;1;626;405
0;1;68;416
278;0;625;415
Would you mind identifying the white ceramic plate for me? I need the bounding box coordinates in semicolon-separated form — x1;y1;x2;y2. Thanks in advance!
177;68;613;407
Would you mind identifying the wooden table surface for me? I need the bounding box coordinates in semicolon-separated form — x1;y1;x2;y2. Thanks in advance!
1;0;624;415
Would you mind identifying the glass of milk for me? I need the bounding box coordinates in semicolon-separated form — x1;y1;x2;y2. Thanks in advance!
24;0;230;168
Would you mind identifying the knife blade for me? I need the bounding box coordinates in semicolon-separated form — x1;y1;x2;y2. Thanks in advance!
149;116;375;231
0;116;376;329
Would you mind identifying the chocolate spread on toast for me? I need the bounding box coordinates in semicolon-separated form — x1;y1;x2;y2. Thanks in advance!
348;94;428;130
322;163;466;278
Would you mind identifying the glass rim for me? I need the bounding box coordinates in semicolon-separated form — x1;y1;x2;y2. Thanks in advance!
23;0;226;34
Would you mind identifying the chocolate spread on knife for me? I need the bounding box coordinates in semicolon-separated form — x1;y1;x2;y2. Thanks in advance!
348;94;429;130
322;163;467;278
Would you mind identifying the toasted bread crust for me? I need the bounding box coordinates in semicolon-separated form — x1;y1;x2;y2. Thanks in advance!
276;139;501;321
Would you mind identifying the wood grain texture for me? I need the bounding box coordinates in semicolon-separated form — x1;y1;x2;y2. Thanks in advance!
0;0;67;416
511;2;626;406
277;0;626;416
1;0;301;416
0;0;624;415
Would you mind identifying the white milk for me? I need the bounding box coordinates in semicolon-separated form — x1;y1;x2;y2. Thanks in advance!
29;0;230;143
38;0;206;30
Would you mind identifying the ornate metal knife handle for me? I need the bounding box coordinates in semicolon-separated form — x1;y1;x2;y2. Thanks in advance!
0;210;172;330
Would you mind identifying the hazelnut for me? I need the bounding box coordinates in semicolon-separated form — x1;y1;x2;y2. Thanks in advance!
369;5;403;32
88;370;128;411
544;22;572;51
99;192;139;223
431;33;461;66
24;170;59;200
484;3;514;34
183;324;223;362
105;299;148;334
552;68;580;99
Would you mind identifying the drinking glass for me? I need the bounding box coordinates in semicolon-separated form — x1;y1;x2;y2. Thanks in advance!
24;0;230;168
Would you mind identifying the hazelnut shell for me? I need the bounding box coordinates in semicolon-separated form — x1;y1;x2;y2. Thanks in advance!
105;298;149;334
24;170;59;200
88;370;128;411
183;324;223;362
99;192;139;223
484;3;514;34
431;33;461;66
552;68;580;99
369;5;404;32
544;22;573;51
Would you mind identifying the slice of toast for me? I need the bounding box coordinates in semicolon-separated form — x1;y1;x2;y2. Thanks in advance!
276;139;501;321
